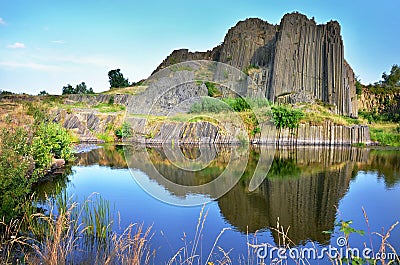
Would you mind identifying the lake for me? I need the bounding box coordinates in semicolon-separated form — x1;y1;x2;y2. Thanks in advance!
35;144;400;264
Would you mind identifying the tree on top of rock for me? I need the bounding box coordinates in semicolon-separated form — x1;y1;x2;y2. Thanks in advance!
382;64;400;87
108;69;130;89
62;82;94;95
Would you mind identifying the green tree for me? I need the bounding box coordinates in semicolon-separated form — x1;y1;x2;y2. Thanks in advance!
38;90;49;96
382;64;400;87
108;69;130;89
62;82;94;95
355;77;362;95
62;84;74;95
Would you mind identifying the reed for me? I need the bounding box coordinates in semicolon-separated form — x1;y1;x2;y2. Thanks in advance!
168;205;232;265
18;192;154;264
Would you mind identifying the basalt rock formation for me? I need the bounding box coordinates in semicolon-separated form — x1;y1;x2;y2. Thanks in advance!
155;12;358;117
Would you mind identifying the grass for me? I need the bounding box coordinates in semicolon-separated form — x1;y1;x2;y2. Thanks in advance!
1;190;399;264
100;85;147;95
1;193;155;265
167;206;232;265
93;103;126;113
370;123;400;147
96;132;115;143
299;103;367;126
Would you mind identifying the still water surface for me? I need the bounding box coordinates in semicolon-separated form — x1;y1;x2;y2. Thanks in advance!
36;145;400;263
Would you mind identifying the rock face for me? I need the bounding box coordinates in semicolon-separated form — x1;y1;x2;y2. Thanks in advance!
53;109;124;142
358;87;400;114
127;118;371;145
155;12;357;117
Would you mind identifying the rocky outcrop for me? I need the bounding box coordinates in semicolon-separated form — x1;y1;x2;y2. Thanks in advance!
153;48;222;74
155;12;357;117
358;87;400;113
65;94;132;106
126;118;371;145
53;109;124;142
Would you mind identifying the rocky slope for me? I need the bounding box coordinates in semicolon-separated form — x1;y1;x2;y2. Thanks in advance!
155;12;357;117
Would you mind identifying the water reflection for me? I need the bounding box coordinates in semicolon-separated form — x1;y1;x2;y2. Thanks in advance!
35;144;400;246
356;150;400;188
33;166;72;203
75;145;127;168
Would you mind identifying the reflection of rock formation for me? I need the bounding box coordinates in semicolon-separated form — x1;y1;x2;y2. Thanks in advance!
357;150;400;188
70;144;399;246
124;144;251;198
217;147;369;245
33;166;73;203
75;145;127;168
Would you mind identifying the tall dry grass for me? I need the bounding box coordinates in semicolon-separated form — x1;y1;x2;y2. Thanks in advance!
1;193;154;265
167;206;233;265
1;196;399;265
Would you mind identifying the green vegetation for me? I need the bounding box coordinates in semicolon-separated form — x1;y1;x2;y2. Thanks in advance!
170;64;193;72
370;126;400;147
62;82;94;95
0;193;154;264
108;69;130;88
366;85;400;95
115;122;133;139
93;102;125;113
382;64;400;87
243;64;260;75
190;97;230;113
359;110;400;123
0;89;14;95
0;104;74;221
190;96;255;114
108;95;115;105
355;77;362;96
96;132;114;142
38;90;49;96
205;81;221;97
364;64;400;95
271;105;304;131
223;97;251;112
357;111;400;146
267;157;301;179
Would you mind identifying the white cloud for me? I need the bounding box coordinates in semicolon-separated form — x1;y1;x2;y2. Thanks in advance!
0;18;5;25
51;40;65;44
7;42;26;49
0;61;60;71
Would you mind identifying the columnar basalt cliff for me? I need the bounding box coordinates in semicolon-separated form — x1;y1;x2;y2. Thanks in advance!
155;12;357;117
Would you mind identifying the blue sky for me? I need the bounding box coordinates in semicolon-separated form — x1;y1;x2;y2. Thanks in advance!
0;0;399;95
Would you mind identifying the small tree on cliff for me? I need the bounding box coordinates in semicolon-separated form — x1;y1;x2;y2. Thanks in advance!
108;69;130;89
382;64;400;87
62;82;94;95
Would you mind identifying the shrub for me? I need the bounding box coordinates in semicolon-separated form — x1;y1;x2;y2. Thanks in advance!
190;97;230;113
271;105;304;130
205;82;220;97
355;79;363;96
108;95;115;105
0;128;32;220
115;122;133;139
370;128;400;147
223;97;251;112
243;64;260;75
0;105;74;221
34;122;74;162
